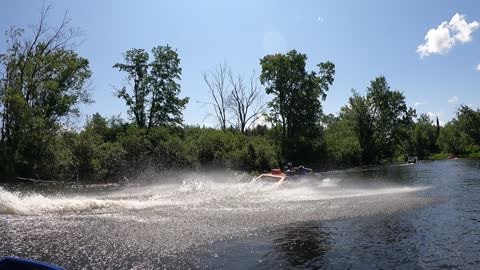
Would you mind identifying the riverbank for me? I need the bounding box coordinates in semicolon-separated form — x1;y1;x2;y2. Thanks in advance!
426;152;480;160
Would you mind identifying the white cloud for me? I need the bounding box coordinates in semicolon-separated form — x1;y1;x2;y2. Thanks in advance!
417;22;454;57
417;13;479;58
414;101;426;107
448;96;459;103
450;13;479;43
476;64;480;71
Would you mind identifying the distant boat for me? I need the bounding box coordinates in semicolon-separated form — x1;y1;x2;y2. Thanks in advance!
407;156;418;164
447;155;458;159
0;257;63;270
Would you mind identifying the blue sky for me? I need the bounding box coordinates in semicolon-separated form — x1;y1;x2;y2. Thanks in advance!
1;0;479;127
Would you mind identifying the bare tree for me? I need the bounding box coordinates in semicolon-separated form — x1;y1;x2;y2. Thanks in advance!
228;70;265;134
202;63;229;130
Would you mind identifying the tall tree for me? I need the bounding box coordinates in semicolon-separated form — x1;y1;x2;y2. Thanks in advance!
202;63;229;131
413;114;437;159
456;105;480;146
113;49;149;128
228;70;265;134
342;76;415;163
148;46;187;128
438;121;468;155
114;45;188;129
259;50;335;158
367;76;415;159
342;91;375;163
0;3;91;177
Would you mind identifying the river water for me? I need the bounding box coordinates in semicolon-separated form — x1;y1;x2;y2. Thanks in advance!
0;159;479;269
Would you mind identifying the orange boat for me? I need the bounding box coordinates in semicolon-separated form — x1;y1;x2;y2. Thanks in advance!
255;168;287;183
255;166;312;183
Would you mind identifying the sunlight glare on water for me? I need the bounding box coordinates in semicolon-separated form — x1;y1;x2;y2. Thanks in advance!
0;173;428;215
0;168;439;269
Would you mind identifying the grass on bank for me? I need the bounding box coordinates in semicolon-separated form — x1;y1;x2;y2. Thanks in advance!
426;152;480;160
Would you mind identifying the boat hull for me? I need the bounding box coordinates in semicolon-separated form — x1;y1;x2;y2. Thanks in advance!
0;257;63;270
254;173;286;183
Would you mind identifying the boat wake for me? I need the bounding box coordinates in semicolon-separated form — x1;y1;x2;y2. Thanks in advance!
0;173;429;215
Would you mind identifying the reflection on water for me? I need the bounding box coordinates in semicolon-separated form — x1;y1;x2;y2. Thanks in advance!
0;159;479;269
207;216;421;269
206;159;480;269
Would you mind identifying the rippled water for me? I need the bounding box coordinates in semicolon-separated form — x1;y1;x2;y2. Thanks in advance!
1;159;479;269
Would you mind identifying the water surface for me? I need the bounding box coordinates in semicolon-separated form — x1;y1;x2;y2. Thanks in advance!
1;159;478;269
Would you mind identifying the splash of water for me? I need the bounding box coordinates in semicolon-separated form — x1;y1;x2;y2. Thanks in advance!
0;174;429;215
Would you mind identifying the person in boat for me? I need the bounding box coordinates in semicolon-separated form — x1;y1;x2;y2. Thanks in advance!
284;162;294;175
297;165;307;175
284;163;311;176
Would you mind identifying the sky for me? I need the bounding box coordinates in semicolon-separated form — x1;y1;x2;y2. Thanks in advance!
1;0;479;127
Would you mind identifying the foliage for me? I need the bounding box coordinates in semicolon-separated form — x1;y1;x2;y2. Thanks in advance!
1;114;279;182
2;6;480;183
412;114;438;159
0;6;91;180
114;45;188;128
437;122;469;155
259;50;335;161
324;115;361;166
456;105;480;146
435;106;480;156
427;153;449;160
341;77;415;163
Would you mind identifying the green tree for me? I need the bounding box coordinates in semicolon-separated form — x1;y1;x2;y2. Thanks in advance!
259;50;335;160
342;91;374;163
324;115;361;166
412;114;437;159
438;122;468;155
0;5;91;178
456;105;480;146
114;45;188;129
342;77;415;163
85;113;109;139
114;49;149;128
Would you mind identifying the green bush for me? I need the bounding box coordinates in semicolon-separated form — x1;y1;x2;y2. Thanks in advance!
150;131;198;170
96;142;127;180
426;153;449;160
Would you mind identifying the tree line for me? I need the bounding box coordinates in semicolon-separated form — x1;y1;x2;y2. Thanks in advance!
1;7;479;182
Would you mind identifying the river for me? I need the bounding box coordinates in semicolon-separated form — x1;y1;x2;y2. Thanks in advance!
1;159;479;269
